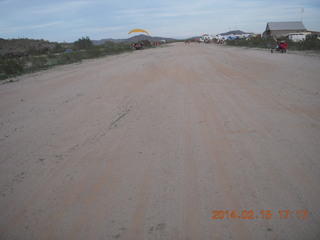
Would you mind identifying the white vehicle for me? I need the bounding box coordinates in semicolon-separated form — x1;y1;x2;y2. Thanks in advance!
287;32;311;42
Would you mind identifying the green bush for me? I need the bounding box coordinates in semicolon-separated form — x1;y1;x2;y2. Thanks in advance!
31;56;47;69
27;46;49;55
0;41;134;81
104;42;132;54
57;51;83;64
226;37;274;48
86;46;103;58
47;52;56;58
53;43;64;53
1;59;24;75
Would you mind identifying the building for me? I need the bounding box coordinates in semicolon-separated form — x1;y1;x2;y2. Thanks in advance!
263;21;307;38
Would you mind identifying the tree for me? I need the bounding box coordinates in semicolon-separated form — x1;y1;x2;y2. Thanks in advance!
53;43;64;53
74;36;93;50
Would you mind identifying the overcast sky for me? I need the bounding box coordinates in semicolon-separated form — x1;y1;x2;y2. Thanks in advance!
1;0;319;42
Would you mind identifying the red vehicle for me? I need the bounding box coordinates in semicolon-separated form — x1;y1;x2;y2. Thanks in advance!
271;41;287;53
277;41;287;53
133;42;144;50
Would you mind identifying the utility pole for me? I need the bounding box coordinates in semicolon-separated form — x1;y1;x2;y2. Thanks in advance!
301;8;304;21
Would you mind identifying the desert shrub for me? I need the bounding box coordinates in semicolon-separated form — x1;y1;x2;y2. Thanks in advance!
47;52;56;58
27;46;49;56
1;59;24;75
40;47;50;55
86;46;103;58
27;46;38;55
31;56;47;69
0;39;134;81
57;51;83;64
104;41;117;53
53;43;64;53
104;42;132;54
226;37;274;48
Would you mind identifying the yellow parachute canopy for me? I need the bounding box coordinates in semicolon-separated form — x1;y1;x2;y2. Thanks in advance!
128;29;149;35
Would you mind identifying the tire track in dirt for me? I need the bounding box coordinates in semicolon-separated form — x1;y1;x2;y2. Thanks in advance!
169;51;252;239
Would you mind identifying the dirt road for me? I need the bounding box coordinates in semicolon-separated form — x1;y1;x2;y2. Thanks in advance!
0;43;319;240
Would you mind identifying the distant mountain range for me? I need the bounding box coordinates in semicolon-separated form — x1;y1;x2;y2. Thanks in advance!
219;30;254;36
92;34;177;45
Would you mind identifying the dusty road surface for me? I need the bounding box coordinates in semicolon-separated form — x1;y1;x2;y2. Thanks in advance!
0;43;319;240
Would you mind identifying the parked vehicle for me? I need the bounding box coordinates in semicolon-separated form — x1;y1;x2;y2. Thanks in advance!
64;49;73;53
133;42;144;50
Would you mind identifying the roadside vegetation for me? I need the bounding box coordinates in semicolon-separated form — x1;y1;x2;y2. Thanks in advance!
0;37;134;81
226;35;320;51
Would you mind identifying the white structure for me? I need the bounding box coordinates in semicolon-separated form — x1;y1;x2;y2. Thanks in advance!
200;34;216;42
287;32;311;42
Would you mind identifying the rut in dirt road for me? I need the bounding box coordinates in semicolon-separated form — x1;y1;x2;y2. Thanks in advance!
0;43;319;240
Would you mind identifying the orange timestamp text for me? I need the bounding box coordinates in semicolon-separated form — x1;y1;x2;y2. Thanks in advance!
212;210;309;220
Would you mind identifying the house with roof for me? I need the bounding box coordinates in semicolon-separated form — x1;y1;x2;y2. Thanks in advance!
263;21;308;38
